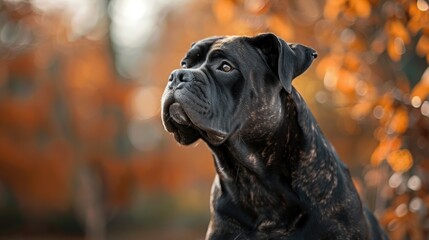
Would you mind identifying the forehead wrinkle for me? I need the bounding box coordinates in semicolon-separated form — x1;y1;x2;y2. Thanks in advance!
207;49;226;62
211;40;223;50
210;36;239;50
207;37;246;63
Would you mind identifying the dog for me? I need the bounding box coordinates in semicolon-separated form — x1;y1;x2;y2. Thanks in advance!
161;33;387;240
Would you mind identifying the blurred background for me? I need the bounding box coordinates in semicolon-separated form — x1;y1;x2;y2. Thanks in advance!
0;0;428;239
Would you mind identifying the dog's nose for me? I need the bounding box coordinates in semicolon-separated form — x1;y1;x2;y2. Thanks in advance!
169;70;181;82
169;69;192;84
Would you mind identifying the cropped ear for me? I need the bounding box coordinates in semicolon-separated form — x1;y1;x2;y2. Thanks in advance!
247;33;317;93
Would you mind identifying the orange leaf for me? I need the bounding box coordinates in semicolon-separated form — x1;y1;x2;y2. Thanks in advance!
416;35;429;57
378;94;395;125
408;19;422;35
386;20;410;44
371;137;402;166
344;53;361;71
387;149;413;172
350;0;371;18
337;69;357;94
407;3;425;34
388;108;409;134
387;38;403;62
351;101;373;120
379;93;393;109
411;67;429;100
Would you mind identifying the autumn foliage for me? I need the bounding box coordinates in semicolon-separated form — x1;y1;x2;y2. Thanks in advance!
0;0;428;239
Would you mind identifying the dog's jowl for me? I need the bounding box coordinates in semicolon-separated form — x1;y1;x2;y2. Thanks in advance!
161;33;388;240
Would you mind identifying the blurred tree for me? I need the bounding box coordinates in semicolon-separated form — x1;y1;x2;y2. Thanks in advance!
0;0;217;238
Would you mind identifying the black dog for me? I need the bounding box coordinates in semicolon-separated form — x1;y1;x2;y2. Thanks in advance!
161;33;387;240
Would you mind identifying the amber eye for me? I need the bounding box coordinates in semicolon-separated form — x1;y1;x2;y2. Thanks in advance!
220;63;233;72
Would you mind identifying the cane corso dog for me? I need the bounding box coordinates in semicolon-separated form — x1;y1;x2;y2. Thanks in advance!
161;33;387;240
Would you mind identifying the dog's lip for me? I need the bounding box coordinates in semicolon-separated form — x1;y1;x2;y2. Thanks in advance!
162;93;229;145
169;103;191;125
161;92;177;133
204;129;227;145
167;103;228;145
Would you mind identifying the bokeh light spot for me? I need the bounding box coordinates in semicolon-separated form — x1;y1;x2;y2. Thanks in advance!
417;0;429;11
387;219;399;231
394;203;408;217
323;69;338;91
407;175;422;191
387;149;413;172
130;86;163;120
421;101;429;117
411;96;422;108
373;105;384;119
388;172;402;188
315;91;328;104
409;197;423;212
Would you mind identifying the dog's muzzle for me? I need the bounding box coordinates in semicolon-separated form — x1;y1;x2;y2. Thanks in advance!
163;69;195;128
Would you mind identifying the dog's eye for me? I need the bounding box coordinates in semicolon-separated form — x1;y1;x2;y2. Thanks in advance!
219;63;233;72
181;62;187;68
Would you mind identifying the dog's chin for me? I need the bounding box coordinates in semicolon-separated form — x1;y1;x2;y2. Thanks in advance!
163;103;200;145
164;103;228;146
166;120;200;146
173;127;201;145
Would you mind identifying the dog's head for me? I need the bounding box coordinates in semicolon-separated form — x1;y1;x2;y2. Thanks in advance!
161;33;317;146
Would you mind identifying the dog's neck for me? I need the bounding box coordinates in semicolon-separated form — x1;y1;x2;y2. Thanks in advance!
209;91;301;181
206;89;341;228
288;90;343;205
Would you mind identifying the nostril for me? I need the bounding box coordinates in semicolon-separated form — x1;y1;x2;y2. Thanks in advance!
176;70;192;83
180;74;191;82
312;51;318;59
168;70;192;85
